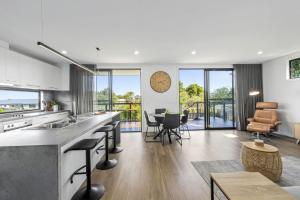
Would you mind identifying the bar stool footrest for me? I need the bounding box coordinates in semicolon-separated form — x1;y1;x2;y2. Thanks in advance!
95;145;105;154
70;165;86;184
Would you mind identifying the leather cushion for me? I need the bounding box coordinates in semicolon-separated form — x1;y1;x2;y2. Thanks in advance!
256;102;278;109
247;122;271;133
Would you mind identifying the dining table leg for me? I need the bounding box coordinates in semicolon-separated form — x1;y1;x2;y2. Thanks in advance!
153;128;163;139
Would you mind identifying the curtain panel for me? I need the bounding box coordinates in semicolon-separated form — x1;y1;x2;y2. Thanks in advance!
70;64;95;115
234;64;263;131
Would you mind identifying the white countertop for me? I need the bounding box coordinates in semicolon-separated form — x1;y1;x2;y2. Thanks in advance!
0;112;120;147
0;110;69;123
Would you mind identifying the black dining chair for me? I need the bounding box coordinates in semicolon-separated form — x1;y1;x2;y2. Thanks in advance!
144;110;160;142
162;113;182;145
154;108;166;125
155;108;166;114
180;110;191;139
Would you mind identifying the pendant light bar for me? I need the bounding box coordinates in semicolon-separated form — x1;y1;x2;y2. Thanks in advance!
37;41;95;74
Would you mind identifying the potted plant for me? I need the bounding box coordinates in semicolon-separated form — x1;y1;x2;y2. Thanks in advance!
47;100;60;112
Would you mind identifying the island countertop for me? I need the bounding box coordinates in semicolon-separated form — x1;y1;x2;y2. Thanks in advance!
0;112;120;147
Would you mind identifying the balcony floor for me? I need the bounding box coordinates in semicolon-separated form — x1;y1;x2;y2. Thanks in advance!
121;121;141;132
121;117;234;132
186;117;234;130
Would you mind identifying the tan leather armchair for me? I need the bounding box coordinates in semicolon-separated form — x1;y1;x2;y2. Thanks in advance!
247;102;281;138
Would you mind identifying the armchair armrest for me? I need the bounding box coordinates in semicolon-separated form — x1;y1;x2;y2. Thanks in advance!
274;121;282;126
247;118;254;123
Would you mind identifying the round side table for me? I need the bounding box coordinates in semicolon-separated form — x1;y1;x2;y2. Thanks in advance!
240;142;282;182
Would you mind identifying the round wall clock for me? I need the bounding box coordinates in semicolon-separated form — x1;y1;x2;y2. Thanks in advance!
150;71;171;93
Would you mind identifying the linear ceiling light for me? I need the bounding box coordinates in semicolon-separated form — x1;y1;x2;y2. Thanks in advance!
37;42;95;74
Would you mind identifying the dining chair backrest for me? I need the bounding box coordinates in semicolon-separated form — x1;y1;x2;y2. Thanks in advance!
155;108;166;114
183;110;189;117
144;111;151;125
181;110;189;124
163;113;180;129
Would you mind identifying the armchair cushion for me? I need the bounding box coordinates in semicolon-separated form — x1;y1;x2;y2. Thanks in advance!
247;122;271;133
247;102;281;134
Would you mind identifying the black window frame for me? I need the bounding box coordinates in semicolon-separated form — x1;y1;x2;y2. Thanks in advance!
0;88;41;114
289;58;300;79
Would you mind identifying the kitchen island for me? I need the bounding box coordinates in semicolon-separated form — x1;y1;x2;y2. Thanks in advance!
0;112;120;200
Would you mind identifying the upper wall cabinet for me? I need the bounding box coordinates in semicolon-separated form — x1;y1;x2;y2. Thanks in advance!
4;50;22;86
0;47;5;83
0;47;69;91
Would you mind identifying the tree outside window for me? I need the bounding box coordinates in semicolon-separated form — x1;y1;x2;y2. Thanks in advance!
290;58;300;79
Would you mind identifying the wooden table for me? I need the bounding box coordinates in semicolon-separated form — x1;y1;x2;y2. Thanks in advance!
210;172;296;200
241;142;282;182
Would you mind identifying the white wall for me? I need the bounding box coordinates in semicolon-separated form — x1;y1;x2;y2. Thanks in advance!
263;52;300;137
97;64;232;132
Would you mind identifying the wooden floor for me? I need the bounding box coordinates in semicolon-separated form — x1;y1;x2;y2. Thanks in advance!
91;130;300;200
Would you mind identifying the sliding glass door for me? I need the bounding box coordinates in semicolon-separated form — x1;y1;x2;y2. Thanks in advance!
179;68;235;130
205;69;235;129
95;70;112;111
111;70;141;132
95;69;141;132
179;69;205;130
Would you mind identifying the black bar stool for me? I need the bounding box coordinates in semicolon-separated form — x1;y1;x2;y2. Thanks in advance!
94;125;118;170
108;121;123;154
64;138;106;200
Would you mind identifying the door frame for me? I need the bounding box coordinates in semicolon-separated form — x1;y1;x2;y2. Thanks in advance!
95;68;142;132
204;68;235;130
178;68;235;130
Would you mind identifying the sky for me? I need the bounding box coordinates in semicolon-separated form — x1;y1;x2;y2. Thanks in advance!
96;69;233;96
96;75;141;95
179;69;233;91
0;90;39;100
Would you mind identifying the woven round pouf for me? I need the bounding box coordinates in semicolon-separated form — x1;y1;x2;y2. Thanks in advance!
241;142;282;182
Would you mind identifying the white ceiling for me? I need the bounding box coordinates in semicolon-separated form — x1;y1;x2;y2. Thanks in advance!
0;0;300;65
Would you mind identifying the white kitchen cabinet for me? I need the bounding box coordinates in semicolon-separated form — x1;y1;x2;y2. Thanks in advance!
0;47;5;83
4;49;21;86
20;54;43;89
0;47;68;91
42;63;62;90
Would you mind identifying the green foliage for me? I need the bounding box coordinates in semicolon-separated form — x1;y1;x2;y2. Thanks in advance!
290;59;300;79
0;108;4;113
96;89;141;121
179;82;232;115
179;81;189;104
186;83;204;98
210;87;232;99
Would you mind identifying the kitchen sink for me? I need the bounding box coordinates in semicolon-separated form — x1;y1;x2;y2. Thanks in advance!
24;116;92;130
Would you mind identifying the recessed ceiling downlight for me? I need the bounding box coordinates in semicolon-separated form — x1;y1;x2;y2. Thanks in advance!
257;51;263;55
191;50;197;55
61;50;67;54
134;50;140;55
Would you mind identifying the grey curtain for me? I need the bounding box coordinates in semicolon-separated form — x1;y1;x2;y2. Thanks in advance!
70;64;95;115
234;64;263;131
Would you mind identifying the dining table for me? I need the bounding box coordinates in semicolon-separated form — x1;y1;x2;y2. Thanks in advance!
149;112;182;143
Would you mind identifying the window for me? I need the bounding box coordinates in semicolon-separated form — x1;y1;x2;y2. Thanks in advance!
0;90;40;113
289;58;300;79
95;69;141;132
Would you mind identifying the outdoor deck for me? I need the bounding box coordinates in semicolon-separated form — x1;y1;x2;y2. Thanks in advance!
120;117;234;132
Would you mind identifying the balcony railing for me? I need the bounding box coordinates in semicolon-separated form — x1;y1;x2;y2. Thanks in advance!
94;100;141;122
180;98;234;122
